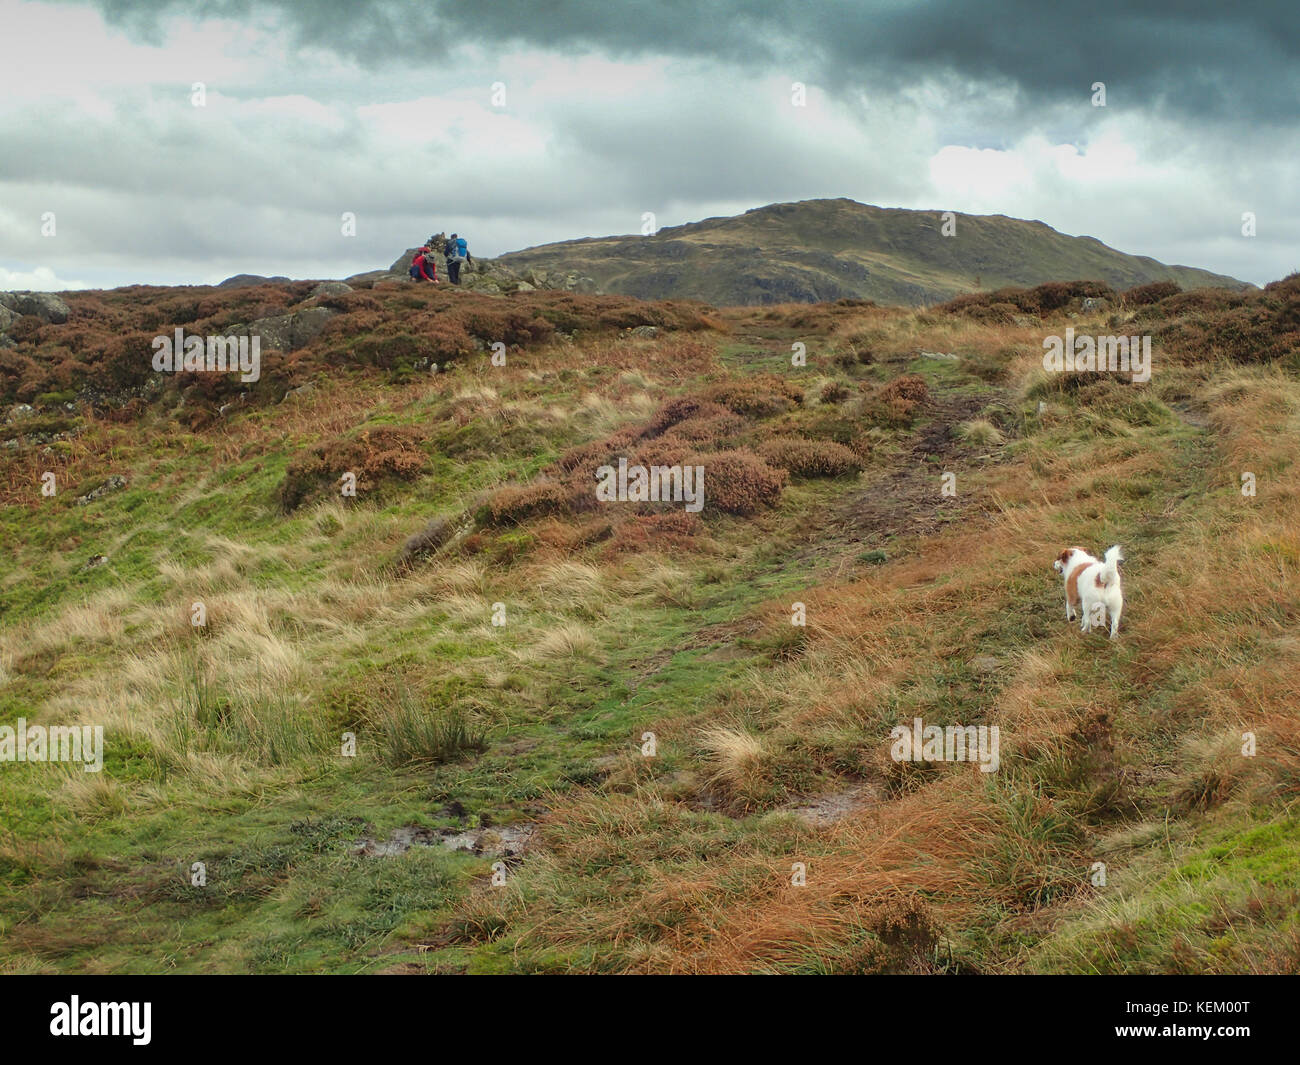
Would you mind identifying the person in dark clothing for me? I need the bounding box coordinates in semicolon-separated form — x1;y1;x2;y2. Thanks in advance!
444;233;471;284
409;247;438;282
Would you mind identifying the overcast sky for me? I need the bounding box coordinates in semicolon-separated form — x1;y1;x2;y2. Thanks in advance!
2;0;1296;291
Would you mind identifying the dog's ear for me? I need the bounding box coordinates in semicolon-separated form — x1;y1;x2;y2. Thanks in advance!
1057;549;1072;566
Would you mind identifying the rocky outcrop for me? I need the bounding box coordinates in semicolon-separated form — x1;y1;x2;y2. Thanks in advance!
379;247;601;296
0;291;71;324
307;281;353;299
245;306;338;350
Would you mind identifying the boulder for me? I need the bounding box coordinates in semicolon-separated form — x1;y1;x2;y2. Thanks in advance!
308;281;353;299
280;382;317;403
290;306;337;346
0;291;70;324
248;313;295;351
389;248;426;273
0;304;16;332
514;281;536;293
247;307;337;351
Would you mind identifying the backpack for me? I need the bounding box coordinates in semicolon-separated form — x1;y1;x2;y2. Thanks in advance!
448;237;468;262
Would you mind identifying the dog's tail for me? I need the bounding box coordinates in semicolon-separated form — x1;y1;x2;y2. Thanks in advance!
1099;544;1123;587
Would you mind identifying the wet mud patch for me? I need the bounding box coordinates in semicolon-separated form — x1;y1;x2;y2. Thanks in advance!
836;391;1003;547
784;783;877;827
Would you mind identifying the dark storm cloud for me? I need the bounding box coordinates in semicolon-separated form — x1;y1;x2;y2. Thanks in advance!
84;0;1300;122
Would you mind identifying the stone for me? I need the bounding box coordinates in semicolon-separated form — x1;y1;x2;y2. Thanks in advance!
0;291;70;324
971;655;1001;676
308;281;353;299
75;474;127;506
290;306;337;347
514;280;536;293
281;382;316;403
247;313;294;351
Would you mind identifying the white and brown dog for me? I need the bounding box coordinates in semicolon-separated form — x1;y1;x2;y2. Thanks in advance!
1054;545;1124;638
1053;546;1097;623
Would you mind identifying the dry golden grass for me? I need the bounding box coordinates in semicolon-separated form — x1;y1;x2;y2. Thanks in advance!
524;621;598;660
698;724;767;790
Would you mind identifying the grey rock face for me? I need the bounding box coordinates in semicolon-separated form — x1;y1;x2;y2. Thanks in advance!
246;306;337;350
308;281;353;299
0;291;71;324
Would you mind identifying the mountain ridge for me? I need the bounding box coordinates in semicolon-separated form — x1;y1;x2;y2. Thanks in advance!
491;197;1249;306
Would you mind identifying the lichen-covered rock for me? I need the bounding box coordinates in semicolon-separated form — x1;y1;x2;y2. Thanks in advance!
247;313;295;351
308;281;353;299
0;291;71;324
290;306;337;346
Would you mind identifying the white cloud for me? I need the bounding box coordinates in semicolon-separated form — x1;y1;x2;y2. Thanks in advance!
0;265;92;291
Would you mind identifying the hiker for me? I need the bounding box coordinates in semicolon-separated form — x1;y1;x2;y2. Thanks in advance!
409;247;439;283
444;233;472;284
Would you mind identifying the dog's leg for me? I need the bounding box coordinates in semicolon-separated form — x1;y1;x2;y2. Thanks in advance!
1109;601;1122;639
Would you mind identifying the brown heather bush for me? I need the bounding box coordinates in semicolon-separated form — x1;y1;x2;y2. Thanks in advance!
758;437;864;478
643;395;715;437
554;429;640;473
1134;275;1300;366
0;284;722;407
1122;280;1181;306
606;510;703;554
632;438;692;471
939;280;1116;320
476;480;578;527
820;380;852;404
859;373;931;428
658;404;746;446
692;448;786;515
878;373;930;405
278;425;428;511
703;375;804;417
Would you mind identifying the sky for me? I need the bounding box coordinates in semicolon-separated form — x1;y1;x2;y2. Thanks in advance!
1;0;1296;291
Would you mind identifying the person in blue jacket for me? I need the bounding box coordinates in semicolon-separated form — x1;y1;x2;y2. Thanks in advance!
444;233;472;284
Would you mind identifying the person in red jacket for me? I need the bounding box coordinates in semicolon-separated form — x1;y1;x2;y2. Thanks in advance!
409;247;439;282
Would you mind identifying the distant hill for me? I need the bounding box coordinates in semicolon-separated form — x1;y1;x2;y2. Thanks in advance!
493;198;1249;306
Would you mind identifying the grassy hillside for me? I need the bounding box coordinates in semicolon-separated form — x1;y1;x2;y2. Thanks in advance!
495;199;1249;306
1;273;1298;973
